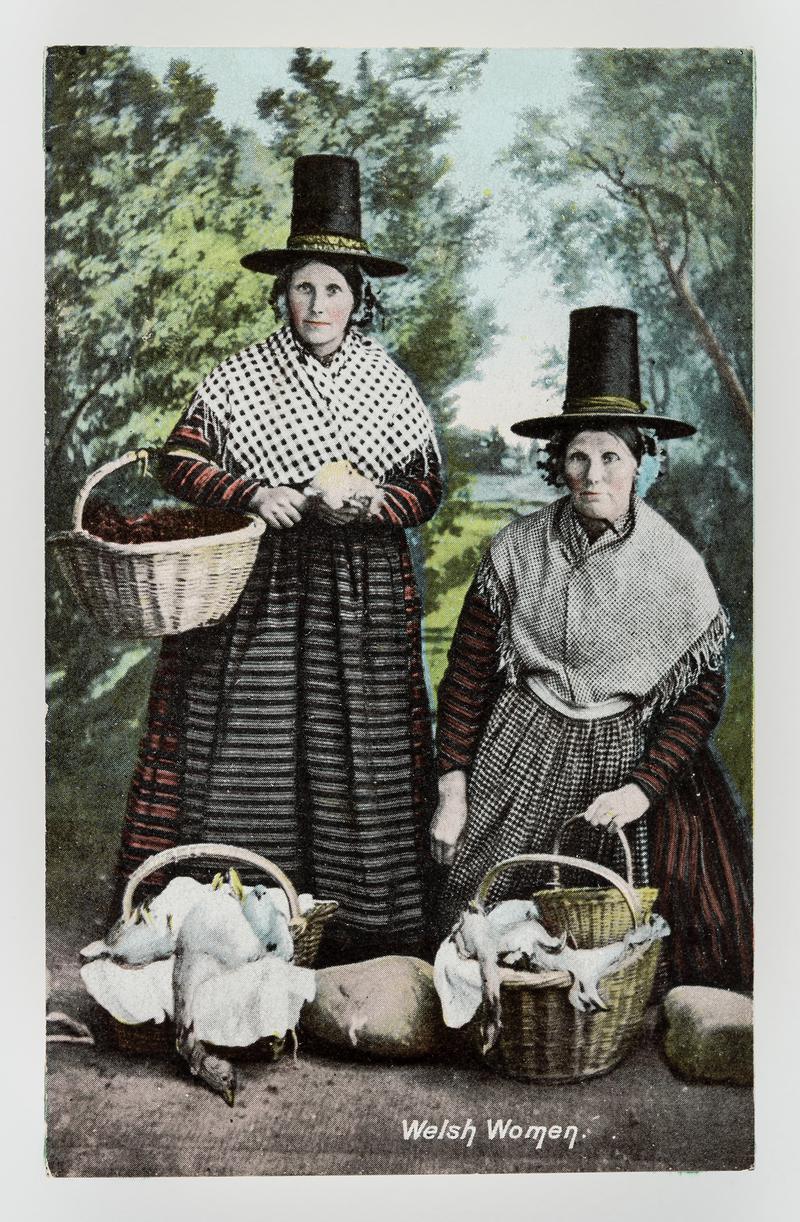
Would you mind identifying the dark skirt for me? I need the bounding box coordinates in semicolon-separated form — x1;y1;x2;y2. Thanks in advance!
436;684;752;992
648;746;752;991
436;685;650;934
119;516;436;954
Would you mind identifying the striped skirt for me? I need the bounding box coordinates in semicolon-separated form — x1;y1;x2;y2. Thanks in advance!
120;517;436;951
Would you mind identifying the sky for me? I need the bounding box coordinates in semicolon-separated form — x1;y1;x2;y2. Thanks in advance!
134;47;588;440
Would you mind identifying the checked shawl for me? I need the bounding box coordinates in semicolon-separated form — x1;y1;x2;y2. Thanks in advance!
187;324;439;487
477;495;728;715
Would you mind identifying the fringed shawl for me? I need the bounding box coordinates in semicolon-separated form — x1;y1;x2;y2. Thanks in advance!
187;324;440;487
477;495;728;717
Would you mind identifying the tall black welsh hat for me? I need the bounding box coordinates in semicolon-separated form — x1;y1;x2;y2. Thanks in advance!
511;306;695;440
241;154;407;278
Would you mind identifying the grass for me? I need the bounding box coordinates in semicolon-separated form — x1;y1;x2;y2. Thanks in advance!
423;500;519;691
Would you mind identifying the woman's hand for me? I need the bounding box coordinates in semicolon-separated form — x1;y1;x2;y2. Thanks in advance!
250;486;307;529
430;770;469;866
580;782;650;831
366;489;387;519
315;500;367;525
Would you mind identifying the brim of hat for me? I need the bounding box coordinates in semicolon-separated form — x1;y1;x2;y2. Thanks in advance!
510;412;697;440
240;248;408;278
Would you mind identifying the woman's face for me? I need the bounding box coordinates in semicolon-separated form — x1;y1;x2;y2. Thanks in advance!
287;261;355;357
563;430;638;523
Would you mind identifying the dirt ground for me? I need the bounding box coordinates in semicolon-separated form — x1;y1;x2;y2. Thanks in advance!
46;928;753;1178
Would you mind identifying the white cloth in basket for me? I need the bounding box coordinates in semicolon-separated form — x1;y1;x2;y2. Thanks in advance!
80;876;318;1041
434;901;670;1024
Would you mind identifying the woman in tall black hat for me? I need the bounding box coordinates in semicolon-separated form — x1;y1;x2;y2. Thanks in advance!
116;155;441;962
431;307;752;992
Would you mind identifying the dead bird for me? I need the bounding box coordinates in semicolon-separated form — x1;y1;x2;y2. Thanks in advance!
81;876;207;965
241;885;294;961
80;900;177;966
450;902;503;1054
502;913;671;1012
171;887;266;1107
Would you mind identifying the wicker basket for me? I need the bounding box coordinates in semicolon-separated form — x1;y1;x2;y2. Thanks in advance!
475;820;661;1083
48;449;266;638
107;842;338;1057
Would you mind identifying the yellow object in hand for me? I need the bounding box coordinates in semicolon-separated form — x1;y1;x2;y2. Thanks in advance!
308;460;376;510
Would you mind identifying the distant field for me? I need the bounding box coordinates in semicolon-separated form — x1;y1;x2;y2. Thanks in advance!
423;500;520;692
422;500;752;817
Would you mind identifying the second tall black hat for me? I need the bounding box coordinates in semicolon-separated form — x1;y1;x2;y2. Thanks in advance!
241;154;408;278
511;306;696;440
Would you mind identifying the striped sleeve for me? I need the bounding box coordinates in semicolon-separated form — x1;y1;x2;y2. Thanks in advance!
626;668;727;803
375;442;442;527
158;404;262;512
436;578;503;775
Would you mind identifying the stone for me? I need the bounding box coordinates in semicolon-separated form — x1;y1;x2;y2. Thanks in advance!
301;955;449;1059
662;985;753;1086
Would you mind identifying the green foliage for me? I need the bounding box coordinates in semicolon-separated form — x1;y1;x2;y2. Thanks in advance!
504;48;753;638
45;47;288;811
447;425;509;473
45;47;285;516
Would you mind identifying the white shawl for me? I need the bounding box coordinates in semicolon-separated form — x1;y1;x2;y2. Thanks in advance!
478;495;728;714
188;324;439;487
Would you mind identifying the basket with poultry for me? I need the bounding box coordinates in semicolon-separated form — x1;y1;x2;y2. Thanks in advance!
434;818;669;1083
80;844;338;1105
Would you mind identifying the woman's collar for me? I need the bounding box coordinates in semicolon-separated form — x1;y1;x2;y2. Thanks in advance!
558;493;637;559
573;492;637;540
285;322;361;368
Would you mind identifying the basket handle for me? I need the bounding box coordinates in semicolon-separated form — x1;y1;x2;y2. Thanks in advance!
551;814;634;888
475;852;643;928
72;448;152;532
120;842;305;928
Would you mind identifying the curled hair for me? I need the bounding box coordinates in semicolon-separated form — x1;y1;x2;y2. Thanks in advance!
268;256;383;331
538;423;657;488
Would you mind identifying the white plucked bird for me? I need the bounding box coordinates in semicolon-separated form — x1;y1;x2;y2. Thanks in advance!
508;912;671;1012
434;900;671;1036
171;886;265;1104
80;900;177;966
80;871;316;1106
241;885;294;961
80;876;207;965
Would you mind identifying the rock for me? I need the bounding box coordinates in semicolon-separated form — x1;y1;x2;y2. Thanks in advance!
662;985;753;1085
301;956;449;1059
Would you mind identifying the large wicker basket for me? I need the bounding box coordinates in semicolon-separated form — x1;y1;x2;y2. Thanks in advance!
475;821;661;1083
105;843;338;1057
48;449;266;638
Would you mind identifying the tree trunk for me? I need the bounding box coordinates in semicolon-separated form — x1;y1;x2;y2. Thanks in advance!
645;216;752;433
671;269;752;433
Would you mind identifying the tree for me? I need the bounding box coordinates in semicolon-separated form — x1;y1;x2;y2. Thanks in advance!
45;47;286;514
504;49;753;434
